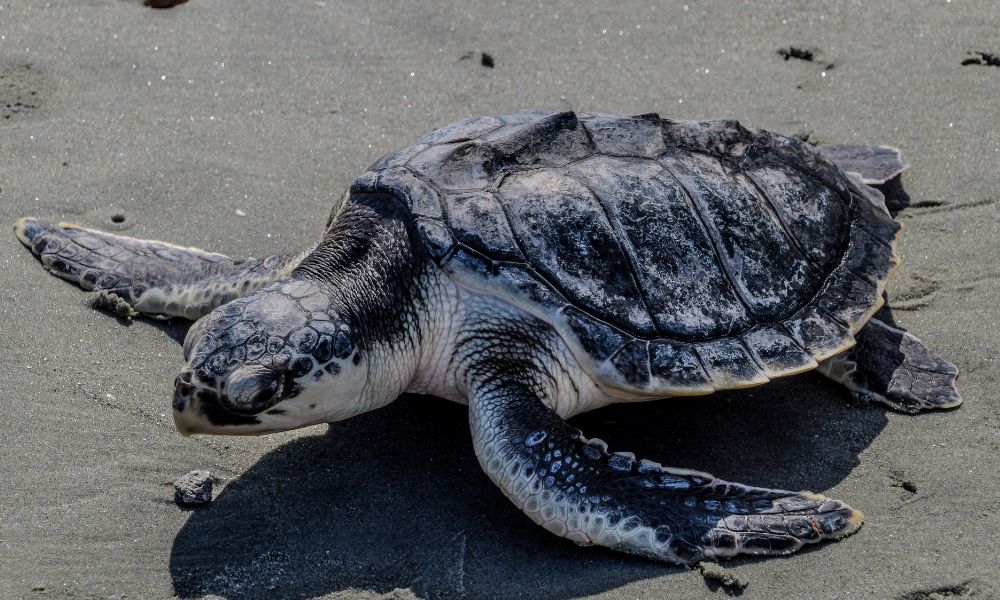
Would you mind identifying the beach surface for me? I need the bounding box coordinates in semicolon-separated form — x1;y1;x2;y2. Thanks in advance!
1;1;998;598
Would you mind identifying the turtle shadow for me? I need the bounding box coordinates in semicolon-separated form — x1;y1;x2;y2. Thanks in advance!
86;300;192;345
874;177;911;217
168;375;887;600
144;316;190;344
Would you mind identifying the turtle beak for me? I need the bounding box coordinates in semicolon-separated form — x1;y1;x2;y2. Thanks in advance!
172;367;277;436
173;369;195;412
172;369;199;436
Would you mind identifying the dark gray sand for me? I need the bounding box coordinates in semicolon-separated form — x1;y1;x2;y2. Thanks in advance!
2;2;998;599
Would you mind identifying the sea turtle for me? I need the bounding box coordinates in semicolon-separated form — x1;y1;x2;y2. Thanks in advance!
15;110;961;564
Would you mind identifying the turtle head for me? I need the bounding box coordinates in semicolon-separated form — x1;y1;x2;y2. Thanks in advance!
172;279;369;435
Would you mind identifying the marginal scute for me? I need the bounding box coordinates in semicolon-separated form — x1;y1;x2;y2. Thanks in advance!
849;185;900;244
367;143;428;172
445;247;493;279
850;175;893;212
783;306;853;360
648;341;713;394
694;338;769;388
742;326;817;377
562;306;625;362
814;269;882;333
349;170;379;195
497;108;561;125
491;263;566;313
608;340;651;387
841;214;898;289
630;112;661;121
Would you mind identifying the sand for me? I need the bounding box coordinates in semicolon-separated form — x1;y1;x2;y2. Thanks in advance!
1;1;998;599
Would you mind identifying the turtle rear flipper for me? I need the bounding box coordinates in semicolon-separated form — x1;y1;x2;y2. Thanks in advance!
818;144;906;185
15;218;308;320
818;318;961;413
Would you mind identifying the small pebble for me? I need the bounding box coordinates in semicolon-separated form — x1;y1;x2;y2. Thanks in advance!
174;470;213;506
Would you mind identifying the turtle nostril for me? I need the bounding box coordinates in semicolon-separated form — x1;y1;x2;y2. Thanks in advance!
179;370;193;383
174;373;195;397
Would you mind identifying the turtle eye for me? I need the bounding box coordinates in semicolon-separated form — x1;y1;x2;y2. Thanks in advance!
246;383;280;413
224;366;282;414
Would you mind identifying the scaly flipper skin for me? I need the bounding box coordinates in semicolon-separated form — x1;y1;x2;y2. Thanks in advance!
14;218;309;319
818;318;961;413
461;317;863;564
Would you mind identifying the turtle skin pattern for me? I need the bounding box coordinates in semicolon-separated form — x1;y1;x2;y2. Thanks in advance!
350;110;900;396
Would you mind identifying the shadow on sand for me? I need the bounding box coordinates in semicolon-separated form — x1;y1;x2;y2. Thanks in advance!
168;375;888;600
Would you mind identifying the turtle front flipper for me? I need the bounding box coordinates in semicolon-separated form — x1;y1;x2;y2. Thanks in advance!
15;218;309;320
818;318;961;413
461;318;863;563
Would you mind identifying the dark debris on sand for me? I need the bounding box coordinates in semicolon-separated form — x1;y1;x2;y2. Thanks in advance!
145;0;188;8
961;51;1000;67
778;46;817;62
459;51;496;68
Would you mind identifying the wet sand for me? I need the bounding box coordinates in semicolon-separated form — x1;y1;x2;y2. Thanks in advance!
1;1;998;598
